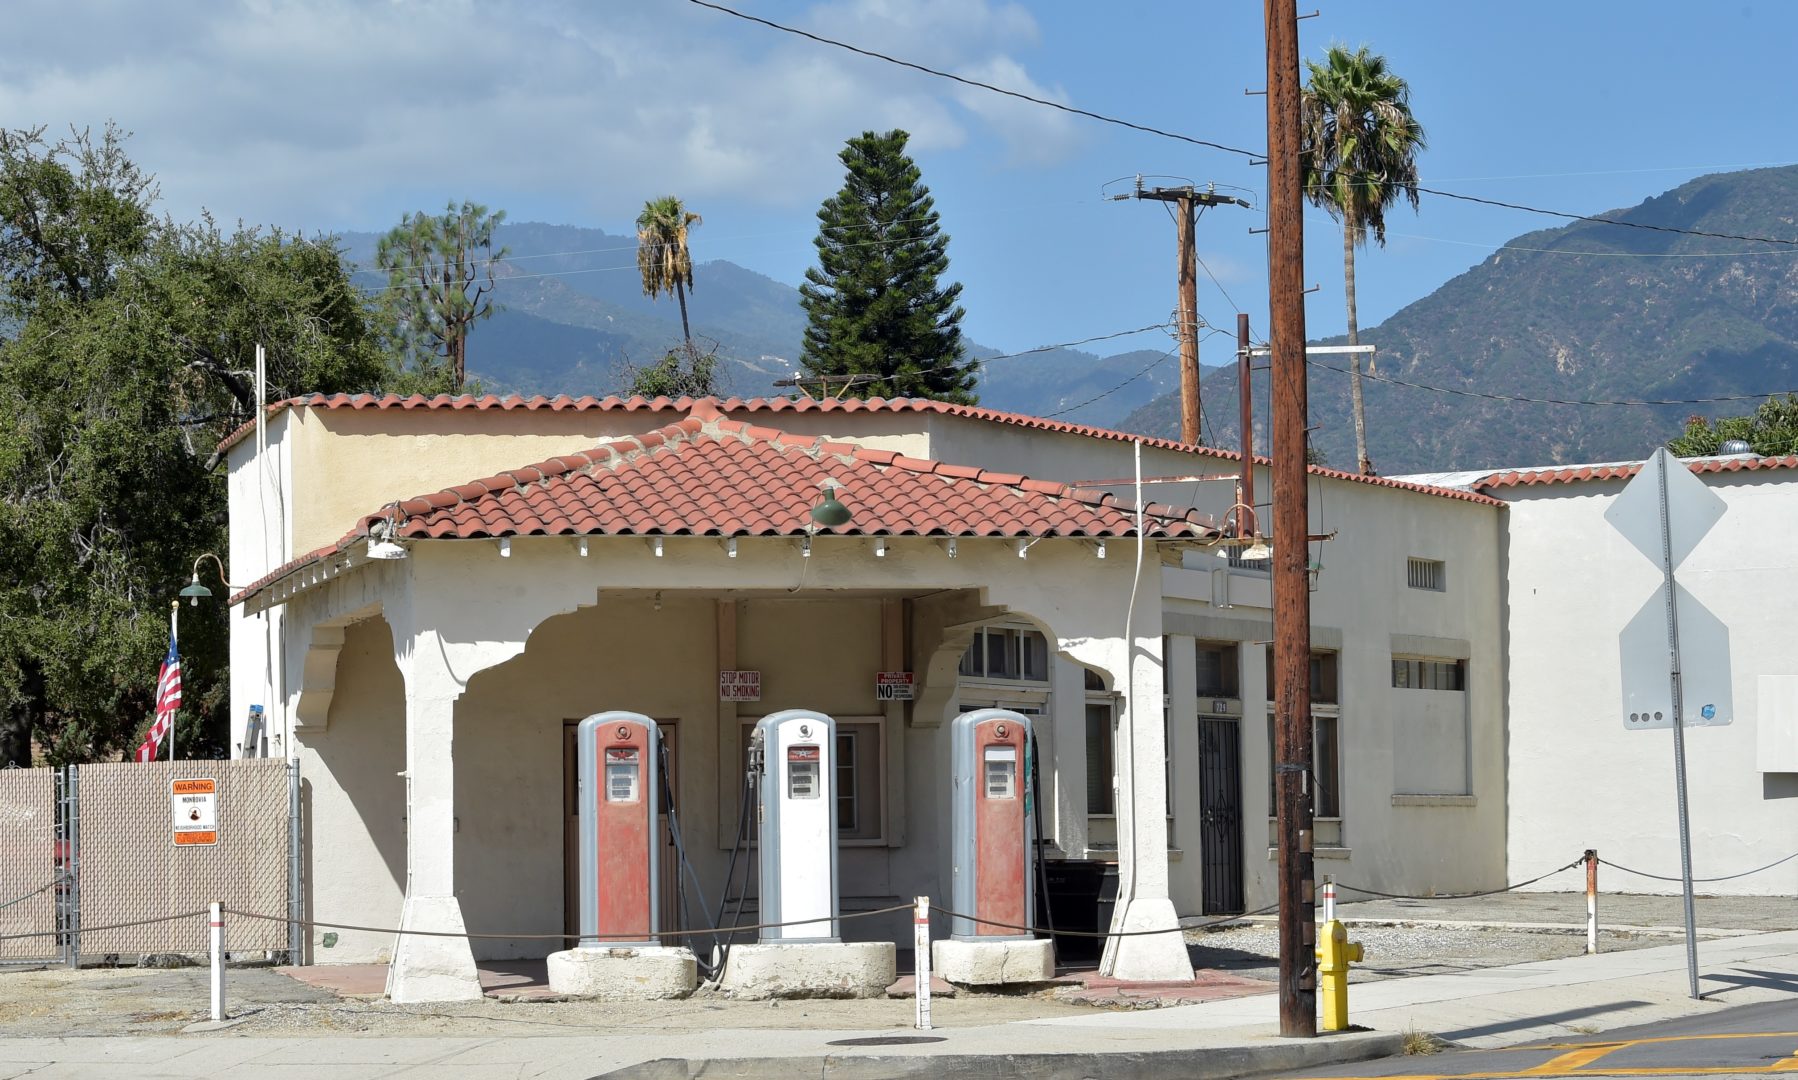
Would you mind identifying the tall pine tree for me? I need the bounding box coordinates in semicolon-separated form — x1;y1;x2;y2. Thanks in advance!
799;130;974;403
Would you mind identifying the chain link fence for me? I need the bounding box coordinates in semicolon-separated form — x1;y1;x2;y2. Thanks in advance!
0;759;298;966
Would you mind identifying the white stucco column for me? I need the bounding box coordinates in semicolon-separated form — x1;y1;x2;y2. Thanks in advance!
1094;618;1193;981
1164;634;1201;914
387;623;483;1003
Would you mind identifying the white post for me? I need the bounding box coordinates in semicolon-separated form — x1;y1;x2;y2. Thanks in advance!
170;601;179;763
913;896;932;1031
1322;877;1336;922
209;902;225;1021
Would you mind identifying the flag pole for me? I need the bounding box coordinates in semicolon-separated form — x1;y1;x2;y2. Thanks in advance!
169;599;178;763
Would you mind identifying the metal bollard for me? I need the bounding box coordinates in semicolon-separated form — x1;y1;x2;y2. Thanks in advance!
1315;918;1362;1032
1585;849;1599;955
209;902;225;1021
913;896;932;1031
1321;876;1336;922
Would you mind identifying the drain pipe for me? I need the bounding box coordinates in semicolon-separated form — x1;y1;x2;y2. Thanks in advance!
1101;440;1148;974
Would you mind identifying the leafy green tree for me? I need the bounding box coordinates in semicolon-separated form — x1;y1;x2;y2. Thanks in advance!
375;201;506;391
0;125;397;766
1670;395;1798;457
799;130;973;403
1301;44;1426;476
626;343;722;400
636;196;702;348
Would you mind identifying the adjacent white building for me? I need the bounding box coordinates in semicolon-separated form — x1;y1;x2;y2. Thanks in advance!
1407;454;1798;897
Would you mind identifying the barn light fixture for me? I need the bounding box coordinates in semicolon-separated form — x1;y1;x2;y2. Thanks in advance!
367;508;409;560
180;552;243;606
810;479;852;528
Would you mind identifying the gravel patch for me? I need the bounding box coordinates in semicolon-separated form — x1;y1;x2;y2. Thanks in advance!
1184;922;1658;983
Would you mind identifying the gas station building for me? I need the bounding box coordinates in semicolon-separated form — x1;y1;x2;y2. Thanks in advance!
223;394;1509;1001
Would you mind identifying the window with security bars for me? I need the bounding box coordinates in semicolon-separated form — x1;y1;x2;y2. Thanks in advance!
1392;657;1466;692
1228;548;1271;573
1407;557;1446;591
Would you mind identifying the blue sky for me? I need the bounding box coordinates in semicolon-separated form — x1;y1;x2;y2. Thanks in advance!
6;0;1795;357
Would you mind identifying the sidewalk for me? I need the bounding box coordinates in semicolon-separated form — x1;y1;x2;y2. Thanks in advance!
1;930;1794;1079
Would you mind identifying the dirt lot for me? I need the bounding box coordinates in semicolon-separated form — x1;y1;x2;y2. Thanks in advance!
0;913;1678;1038
0;964;1093;1038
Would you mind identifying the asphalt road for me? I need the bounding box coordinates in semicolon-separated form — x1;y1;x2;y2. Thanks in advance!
1273;998;1798;1080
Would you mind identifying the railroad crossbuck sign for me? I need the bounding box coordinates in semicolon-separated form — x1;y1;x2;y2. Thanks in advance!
171;777;218;846
1605;449;1733;731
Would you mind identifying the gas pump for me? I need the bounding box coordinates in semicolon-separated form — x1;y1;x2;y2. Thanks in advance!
575;711;660;947
948;709;1035;940
750;710;839;942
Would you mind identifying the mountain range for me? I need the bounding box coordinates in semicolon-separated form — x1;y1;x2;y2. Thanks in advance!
337;225;1189;427
1120;165;1798;474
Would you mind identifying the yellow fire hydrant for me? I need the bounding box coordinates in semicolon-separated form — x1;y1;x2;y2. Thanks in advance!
1315;919;1363;1031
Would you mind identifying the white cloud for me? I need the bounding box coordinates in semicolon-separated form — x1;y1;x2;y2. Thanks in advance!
0;0;1079;232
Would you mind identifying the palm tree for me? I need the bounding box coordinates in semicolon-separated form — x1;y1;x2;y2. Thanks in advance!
636;196;702;347
1301;44;1426;476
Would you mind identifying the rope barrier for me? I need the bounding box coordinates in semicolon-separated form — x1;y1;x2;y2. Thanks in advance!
1600;849;1798;884
222;903;915;943
0;908;209;943
1329;857;1587;901
0;876;62;912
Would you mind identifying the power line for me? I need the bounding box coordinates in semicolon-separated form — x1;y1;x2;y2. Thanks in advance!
1412;185;1798;249
685;0;1261;160
1307;359;1798;408
691;0;1798;252
1042;326;1232;419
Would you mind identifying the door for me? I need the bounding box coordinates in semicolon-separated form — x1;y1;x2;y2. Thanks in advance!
1198;718;1245;915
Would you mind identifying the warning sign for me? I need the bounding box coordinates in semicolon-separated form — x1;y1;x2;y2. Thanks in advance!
719;670;761;702
172;777;218;846
875;671;916;701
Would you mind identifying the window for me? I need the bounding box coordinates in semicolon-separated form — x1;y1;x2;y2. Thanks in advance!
959;626;1049;682
1392;657;1466;692
1407;558;1446;592
1197;642;1241;698
1266;714;1342;818
1265;643;1337;704
1085;701;1115;815
1228;548;1271;574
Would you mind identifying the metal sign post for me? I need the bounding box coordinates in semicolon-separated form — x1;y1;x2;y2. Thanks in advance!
1606;448;1724;999
1653;453;1701;1001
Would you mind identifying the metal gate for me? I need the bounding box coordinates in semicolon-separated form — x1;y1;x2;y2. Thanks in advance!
1198;718;1245;915
0;766;67;966
0;759;300;966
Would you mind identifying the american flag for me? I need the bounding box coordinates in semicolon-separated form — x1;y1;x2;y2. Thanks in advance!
134;632;182;763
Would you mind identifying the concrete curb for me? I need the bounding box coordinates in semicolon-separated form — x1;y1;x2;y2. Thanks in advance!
595;1030;1406;1079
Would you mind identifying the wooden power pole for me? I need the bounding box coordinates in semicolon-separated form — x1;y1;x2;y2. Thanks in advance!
1120;180;1247;444
1266;0;1317;1038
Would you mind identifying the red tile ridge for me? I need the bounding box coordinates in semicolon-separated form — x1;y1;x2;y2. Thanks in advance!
1474;454;1798;491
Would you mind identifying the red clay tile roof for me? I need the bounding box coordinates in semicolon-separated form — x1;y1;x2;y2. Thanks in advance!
216;393;1502;506
1476;455;1798;490
232;405;1219;604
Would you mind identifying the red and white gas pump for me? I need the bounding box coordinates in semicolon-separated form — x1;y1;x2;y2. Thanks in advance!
947;708;1035;940
575;711;661;947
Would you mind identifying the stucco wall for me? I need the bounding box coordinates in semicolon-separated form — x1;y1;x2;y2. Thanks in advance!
1503;472;1798;895
1161;476;1507;911
300;616;406;964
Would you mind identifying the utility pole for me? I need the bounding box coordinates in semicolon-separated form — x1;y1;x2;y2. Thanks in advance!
1237;313;1254;537
1266;0;1317;1038
1116;179;1248;444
